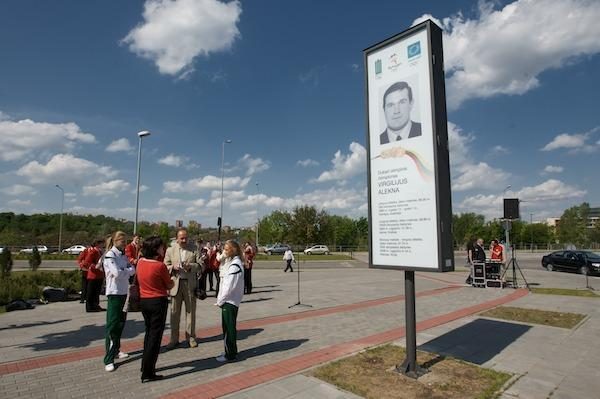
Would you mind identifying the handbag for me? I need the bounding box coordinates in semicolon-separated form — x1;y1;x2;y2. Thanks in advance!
127;274;141;312
194;277;207;300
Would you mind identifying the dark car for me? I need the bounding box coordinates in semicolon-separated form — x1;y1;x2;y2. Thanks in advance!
264;244;290;255
541;250;600;275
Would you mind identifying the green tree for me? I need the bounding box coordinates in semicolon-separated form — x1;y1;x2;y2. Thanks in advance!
158;223;171;245
558;203;589;247
258;210;292;244
452;213;485;249
290;206;328;246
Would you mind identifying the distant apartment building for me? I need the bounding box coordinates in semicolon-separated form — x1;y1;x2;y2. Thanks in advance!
175;220;183;228
189;220;201;230
546;206;600;230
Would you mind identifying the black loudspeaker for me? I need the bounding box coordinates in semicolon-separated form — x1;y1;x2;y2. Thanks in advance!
503;198;520;220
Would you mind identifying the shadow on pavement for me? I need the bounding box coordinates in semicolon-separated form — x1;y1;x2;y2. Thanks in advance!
247;289;282;294
241;297;273;304
156;338;309;380
0;319;71;332
21;319;146;351
418;318;531;365
196;328;264;345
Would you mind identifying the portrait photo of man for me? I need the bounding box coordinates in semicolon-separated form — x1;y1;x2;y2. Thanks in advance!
380;81;422;144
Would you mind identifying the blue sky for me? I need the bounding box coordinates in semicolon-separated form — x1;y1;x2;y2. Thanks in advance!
1;0;599;229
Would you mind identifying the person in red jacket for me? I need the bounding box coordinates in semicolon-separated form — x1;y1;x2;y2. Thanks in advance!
243;242;255;294
83;239;106;312
125;235;141;267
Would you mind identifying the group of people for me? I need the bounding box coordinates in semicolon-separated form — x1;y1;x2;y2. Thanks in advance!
77;228;252;383
465;238;506;284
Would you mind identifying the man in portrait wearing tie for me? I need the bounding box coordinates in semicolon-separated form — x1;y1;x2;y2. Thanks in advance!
165;228;200;349
379;81;422;145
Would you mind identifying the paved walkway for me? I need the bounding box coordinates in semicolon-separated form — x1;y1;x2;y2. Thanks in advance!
1;260;599;398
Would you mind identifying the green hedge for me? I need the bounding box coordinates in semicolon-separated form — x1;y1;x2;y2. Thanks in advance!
0;270;80;306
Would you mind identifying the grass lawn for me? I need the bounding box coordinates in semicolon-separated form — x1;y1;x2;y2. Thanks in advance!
255;253;352;261
531;287;599;298
480;306;586;329
309;344;511;399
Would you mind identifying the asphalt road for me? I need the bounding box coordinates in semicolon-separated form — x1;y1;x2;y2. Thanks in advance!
12;251;547;271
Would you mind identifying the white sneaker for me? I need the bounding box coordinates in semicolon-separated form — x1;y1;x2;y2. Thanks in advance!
117;352;129;359
215;355;228;362
105;363;115;372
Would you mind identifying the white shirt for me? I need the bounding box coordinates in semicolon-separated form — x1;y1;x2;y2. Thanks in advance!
386;120;413;142
103;246;135;295
216;256;244;307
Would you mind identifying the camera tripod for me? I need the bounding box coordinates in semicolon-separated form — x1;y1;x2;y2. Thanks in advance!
500;245;530;290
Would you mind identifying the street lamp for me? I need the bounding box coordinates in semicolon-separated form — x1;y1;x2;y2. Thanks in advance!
55;185;64;252
134;130;151;235
502;185;512;253
530;213;534;252
219;139;232;241
255;182;260;245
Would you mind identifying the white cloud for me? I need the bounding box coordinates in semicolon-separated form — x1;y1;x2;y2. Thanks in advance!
122;0;242;77
106;138;134;152
456;179;586;219
238;154;270;176
0;184;37;196
17;154;117;184
491;145;509;154
7;199;31;207
159;154;185;167
83;179;132;197
447;122;510;192
297;159;319;167
543;165;564;173
541;132;589;151
0;116;96;162
452;161;511;192
163;175;250;193
414;0;600;109
313;142;366;183
515;179;586;202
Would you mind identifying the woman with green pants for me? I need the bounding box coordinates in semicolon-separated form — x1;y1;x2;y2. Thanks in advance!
103;231;135;372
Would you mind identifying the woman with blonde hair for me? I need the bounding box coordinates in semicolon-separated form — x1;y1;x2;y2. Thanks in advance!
215;240;245;362
103;231;135;372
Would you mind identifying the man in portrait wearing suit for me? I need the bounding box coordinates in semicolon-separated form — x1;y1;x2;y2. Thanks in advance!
379;81;422;144
165;228;200;349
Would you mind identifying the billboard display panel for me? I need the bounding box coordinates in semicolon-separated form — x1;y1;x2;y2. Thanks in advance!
365;21;454;272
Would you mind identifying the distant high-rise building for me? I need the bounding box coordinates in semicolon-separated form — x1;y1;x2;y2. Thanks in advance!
189;220;201;230
175;220;183;228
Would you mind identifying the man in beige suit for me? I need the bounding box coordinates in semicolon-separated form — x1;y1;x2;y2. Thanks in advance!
165;228;199;349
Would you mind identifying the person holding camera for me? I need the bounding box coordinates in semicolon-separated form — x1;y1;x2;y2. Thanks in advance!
164;228;199;349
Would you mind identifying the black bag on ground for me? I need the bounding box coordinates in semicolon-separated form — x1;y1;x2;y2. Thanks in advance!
42;286;67;302
6;299;35;312
194;280;207;300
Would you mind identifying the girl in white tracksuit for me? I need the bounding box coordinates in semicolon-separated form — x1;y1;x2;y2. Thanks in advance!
103;231;135;371
215;240;245;362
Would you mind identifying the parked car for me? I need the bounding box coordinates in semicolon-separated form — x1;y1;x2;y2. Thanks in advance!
264;244;290;255
63;245;87;255
304;245;330;255
20;245;49;254
541;250;600;275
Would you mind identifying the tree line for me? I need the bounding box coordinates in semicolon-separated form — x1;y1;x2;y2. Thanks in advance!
1;202;598;251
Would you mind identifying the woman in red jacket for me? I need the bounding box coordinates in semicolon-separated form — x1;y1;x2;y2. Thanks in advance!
137;236;174;383
83;239;106;312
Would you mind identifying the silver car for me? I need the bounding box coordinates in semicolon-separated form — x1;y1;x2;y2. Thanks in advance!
304;245;330;255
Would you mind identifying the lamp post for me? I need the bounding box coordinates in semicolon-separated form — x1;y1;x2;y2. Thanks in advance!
55;185;64;252
219;139;232;241
134;130;151;235
502;185;512;254
530;213;534;252
255;182;260;245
